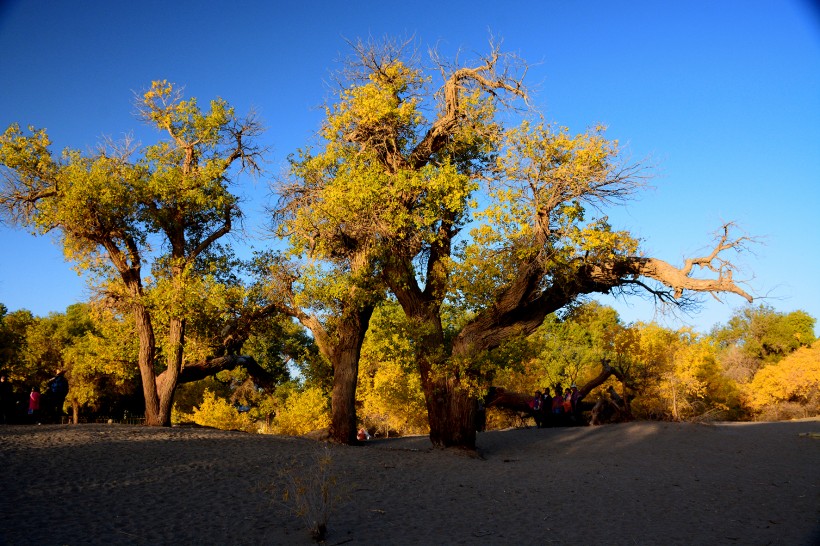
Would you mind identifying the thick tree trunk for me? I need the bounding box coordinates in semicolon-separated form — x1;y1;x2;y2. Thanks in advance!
416;322;479;449
385;257;482;449
330;348;361;444
423;376;477;449
298;302;375;445
133;304;163;426
327;305;374;444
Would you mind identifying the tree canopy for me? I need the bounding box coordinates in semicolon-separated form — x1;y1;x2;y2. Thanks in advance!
1;40;785;447
0;81;265;425
273;39;755;448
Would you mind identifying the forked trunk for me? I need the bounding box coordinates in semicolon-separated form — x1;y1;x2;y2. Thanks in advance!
156;317;185;427
137;309;185;427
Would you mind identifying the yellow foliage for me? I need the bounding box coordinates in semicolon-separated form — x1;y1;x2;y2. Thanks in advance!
357;359;428;436
744;344;820;414
271;387;331;436
174;389;256;433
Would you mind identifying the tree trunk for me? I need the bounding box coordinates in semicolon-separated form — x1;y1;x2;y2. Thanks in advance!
287;296;375;445
386;260;481;449
154;316;185;426
416;326;479;449
164;354;278;387
330;348;361;444
327;305;374;444
423;376;477;449
71;400;79;424
133;304;163;426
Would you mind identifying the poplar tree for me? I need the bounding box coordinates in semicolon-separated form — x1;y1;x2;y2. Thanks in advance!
280;39;753;449
0;82;263;425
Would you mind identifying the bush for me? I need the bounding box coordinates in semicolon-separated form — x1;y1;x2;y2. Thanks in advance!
174;389;256;433
744;344;820;419
271;386;330;435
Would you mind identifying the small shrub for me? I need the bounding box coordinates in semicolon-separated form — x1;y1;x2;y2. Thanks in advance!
279;444;344;542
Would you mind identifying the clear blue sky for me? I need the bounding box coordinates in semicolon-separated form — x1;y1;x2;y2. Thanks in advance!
1;0;818;335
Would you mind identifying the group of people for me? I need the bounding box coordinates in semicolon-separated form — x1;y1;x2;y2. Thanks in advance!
528;384;583;428
0;370;69;425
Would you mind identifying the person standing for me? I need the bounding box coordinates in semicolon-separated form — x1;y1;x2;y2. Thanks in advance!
46;369;69;423
552;384;565;426
570;384;582;425
0;374;14;424
28;387;41;424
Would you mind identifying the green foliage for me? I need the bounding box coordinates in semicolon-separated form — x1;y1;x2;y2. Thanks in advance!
0;305;36;380
501;302;626;392
714;305;816;365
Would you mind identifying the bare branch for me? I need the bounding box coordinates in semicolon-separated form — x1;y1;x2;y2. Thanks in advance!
410;44;528;168
188;204;235;262
619;223;755;303
224;108;266;176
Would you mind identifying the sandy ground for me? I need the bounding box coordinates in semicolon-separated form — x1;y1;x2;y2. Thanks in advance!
0;419;818;545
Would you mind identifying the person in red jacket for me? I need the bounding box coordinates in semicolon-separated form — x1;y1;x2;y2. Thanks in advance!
28;386;41;424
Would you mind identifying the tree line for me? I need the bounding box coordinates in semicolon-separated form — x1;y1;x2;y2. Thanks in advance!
0;300;816;432
1;38;812;449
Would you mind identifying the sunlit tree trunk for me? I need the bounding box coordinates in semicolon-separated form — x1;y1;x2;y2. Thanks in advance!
156;316;185;426
132;304;162;426
302;302;375;445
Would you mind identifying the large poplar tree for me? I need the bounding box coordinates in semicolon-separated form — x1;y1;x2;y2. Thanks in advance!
281;39;754;449
0;81;263;425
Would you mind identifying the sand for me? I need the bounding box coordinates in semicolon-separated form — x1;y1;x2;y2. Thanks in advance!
1;419;818;545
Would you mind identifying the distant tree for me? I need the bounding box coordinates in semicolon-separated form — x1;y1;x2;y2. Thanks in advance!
745;343;820;419
357;301;428;437
283;38;755;449
0;81;264;425
269;383;331;435
0;305;35;379
714;305;816;381
59;305;141;422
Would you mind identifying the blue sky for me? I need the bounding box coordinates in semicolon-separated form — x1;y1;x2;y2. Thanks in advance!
1;0;818;334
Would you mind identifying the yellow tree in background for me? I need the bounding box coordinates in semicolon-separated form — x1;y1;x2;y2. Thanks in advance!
745;343;820;419
356;302;428;437
0;82;263;425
